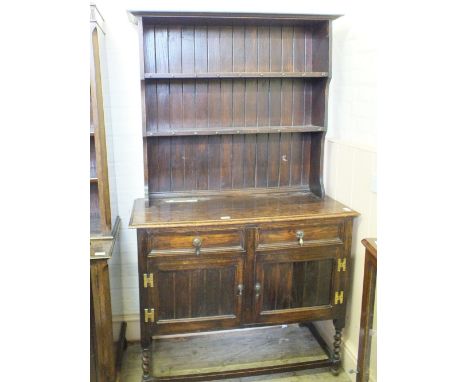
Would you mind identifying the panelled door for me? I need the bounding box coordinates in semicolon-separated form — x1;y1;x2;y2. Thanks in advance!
146;254;244;334
253;245;344;324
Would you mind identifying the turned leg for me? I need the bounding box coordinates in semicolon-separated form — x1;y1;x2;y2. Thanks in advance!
331;326;342;376
141;347;152;381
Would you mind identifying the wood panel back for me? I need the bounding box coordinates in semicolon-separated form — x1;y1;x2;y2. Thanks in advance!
142;23;328;75
147;133;313;194
144;79;325;134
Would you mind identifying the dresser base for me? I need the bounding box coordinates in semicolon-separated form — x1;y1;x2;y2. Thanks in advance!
140;323;342;381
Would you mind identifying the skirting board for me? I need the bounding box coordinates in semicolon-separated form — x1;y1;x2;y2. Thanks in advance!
112;313;140;342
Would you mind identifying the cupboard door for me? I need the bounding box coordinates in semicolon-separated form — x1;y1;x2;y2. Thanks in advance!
253;246;342;324
147;255;244;334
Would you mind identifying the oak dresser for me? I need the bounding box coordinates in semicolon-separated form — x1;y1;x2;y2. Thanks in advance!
128;11;358;381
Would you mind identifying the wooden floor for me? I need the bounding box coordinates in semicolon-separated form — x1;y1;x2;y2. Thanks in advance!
119;325;351;381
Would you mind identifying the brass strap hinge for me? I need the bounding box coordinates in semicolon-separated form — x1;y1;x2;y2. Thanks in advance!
143;273;154;288
335;291;344;305
337;258;347;272
144;308;155;323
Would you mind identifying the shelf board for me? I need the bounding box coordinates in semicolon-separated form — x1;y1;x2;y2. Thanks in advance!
144;72;328;80
90;177;98;183
145;125;325;137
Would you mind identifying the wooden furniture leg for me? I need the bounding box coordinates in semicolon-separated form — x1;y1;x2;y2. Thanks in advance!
142;347;152;381
331;323;343;376
90;260;116;382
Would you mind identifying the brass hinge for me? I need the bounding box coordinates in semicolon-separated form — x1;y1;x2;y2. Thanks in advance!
337;258;347;272
143;273;154;288
144;308;155;323
335;291;344;305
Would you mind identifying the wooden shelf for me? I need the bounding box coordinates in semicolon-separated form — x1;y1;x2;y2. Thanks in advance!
144;72;328;80
90;177;98;183
145;125;325;137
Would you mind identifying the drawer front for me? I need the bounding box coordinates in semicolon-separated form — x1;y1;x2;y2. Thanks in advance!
146;228;245;255
258;221;343;249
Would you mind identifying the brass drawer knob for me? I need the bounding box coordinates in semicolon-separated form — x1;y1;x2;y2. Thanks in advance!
237;284;244;296
255;282;261;299
296;230;304;246
192;237;202;256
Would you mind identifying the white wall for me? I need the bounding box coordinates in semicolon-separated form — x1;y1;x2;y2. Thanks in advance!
96;1;377;378
319;7;378;382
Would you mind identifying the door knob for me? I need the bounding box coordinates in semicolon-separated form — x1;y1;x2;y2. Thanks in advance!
296;231;304;246
255;282;261;299
192;237;202;256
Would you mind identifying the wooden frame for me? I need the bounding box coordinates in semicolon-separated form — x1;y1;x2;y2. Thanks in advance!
90;5;126;381
90;21;112;234
133;13;334;201
128;11;358;381
357;238;377;382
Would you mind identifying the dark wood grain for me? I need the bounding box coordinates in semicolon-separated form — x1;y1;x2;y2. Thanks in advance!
259;259;332;312
357;239;377;382
208;135;221;190
130;11;342;22
232;26;245;72
91;13;124;380
130;194;358;229
245;26;258;71
269;27;282;72
207;27;220;73
144;78;323;134
220;135;233;189
194;26;208;73
243;135;256;188
279;133;291;187
182;82;196;129
231;135;244;189
220;26;233;71
131;13;353;382
90;259;116;382
146;134;314;194
196;136;209;189
293;26;306;72
281;27;294;72
257;26;270;71
195;80;208;128
312;21;330;73
181;26;195;73
155;27;169;73
256;134;269;187
267;134;280;187
156;81;170;130
168;26;182;73
90;25;111;233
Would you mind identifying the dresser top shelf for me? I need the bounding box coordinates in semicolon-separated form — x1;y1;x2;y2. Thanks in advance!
129;192;358;228
129;11;341;23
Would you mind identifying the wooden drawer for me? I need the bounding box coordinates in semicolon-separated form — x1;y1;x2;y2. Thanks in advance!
258;222;342;249
146;229;245;255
